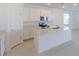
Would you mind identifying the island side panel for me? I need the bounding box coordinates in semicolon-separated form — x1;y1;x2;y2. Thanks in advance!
37;30;72;53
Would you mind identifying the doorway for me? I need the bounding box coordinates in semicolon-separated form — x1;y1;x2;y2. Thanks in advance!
64;13;70;30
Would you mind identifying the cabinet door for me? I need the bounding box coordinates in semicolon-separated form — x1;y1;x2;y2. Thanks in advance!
23;25;33;40
30;8;40;21
40;8;48;16
6;4;23;50
48;10;53;21
23;7;30;21
8;31;19;48
48;9;58;25
48;8;58;25
54;8;64;27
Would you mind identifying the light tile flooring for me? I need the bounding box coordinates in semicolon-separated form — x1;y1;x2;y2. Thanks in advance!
4;30;79;56
4;39;37;56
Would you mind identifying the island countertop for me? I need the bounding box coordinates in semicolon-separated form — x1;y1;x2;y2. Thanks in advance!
34;26;64;36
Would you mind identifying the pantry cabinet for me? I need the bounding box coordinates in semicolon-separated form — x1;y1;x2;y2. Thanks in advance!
23;7;41;40
5;4;23;51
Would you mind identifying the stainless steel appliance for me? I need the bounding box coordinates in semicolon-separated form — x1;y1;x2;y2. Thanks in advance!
39;16;48;28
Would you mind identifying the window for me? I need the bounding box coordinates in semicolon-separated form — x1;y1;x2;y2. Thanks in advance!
64;13;70;30
64;14;69;25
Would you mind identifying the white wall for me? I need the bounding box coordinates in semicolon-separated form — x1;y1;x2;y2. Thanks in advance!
72;11;79;30
52;8;64;28
0;4;8;32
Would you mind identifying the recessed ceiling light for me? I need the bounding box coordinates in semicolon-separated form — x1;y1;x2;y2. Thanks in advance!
60;3;65;8
73;3;77;6
62;6;64;8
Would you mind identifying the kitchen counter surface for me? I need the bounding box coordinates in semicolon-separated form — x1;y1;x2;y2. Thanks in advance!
34;26;63;36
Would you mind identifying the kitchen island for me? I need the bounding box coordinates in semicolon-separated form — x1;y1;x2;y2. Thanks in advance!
34;27;72;53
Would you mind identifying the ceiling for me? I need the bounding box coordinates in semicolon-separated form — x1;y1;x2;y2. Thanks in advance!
30;3;79;11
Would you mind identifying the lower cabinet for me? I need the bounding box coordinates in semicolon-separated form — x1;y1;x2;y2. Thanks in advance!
23;26;34;40
6;30;23;51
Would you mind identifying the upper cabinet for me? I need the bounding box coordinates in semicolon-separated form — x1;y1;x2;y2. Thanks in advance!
48;9;54;21
23;4;64;28
23;7;30;21
23;7;41;21
40;8;48;16
55;8;64;27
30;8;41;21
23;5;55;22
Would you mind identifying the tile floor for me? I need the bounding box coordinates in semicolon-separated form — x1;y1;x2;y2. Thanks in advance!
4;30;79;56
4;39;37;56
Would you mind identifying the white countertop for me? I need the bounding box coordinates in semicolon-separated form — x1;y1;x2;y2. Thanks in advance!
34;26;71;37
34;27;63;36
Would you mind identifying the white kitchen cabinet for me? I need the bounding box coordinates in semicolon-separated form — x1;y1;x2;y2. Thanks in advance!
40;8;54;23
40;8;48;16
7;30;23;49
30;8;40;21
54;8;64;28
48;9;55;21
5;4;23;51
23;7;30;21
47;9;58;26
48;8;64;28
23;7;40;40
23;25;34;40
